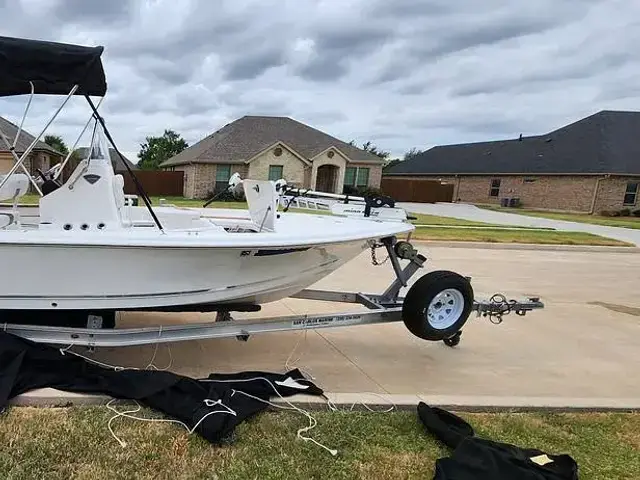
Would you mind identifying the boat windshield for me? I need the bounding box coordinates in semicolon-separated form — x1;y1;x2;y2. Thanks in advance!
87;122;111;163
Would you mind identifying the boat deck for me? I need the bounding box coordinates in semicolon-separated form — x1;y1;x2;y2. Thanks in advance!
0;204;414;248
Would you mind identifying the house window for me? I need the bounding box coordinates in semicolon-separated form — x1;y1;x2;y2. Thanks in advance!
344;167;357;187
268;165;283;181
623;182;638;206
343;167;370;188
356;167;369;187
489;178;501;197
214;164;231;193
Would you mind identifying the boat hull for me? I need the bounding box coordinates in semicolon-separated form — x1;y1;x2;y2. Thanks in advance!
0;239;369;310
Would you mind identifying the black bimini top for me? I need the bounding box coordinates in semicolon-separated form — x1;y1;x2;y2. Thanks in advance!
0;36;107;97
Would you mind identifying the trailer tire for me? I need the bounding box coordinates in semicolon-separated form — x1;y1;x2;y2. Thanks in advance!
402;270;474;341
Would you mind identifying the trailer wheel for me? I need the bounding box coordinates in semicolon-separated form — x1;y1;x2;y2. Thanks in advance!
402;270;474;341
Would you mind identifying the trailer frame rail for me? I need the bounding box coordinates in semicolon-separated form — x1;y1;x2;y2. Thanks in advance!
1;288;543;348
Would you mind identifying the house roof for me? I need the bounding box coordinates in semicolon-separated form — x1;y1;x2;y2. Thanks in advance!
386;110;640;176
74;146;138;171
160;115;383;167
0;115;62;155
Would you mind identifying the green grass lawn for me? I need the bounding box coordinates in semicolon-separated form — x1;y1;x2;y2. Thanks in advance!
411;227;632;246
481;205;640;230
0;407;637;480
409;212;502;227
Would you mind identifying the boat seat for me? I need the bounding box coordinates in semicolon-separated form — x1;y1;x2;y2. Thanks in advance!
0;174;29;201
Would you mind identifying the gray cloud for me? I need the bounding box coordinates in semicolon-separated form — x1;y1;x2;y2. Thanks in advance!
51;0;132;25
0;0;639;160
225;48;286;80
451;50;635;98
293;24;393;82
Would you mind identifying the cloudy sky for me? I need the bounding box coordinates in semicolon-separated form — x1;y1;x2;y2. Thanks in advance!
1;0;639;162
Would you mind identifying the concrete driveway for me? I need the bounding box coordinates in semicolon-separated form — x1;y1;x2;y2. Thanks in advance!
398;202;640;247
25;243;638;408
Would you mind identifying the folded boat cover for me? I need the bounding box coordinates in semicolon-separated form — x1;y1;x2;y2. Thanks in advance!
0;36;107;97
417;402;579;479
0;331;323;443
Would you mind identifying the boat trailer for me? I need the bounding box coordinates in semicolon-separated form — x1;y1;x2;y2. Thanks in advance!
2;238;544;349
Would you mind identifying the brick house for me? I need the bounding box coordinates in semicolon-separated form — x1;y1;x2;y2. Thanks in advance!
160;115;384;199
384;110;640;214
0;115;62;179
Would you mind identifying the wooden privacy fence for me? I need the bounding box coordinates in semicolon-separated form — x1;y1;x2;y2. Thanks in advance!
380;177;454;203
117;170;184;197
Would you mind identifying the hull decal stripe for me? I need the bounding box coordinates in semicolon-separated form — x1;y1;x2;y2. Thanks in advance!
254;247;311;256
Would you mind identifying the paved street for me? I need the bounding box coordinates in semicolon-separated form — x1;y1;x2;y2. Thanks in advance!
72;244;640;402
398;202;640;246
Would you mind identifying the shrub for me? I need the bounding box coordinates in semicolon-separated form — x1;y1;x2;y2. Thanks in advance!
342;186;384;198
342;185;359;195
599;210;616;217
204;188;243;202
633;209;640;217
619;208;631;217
357;186;383;197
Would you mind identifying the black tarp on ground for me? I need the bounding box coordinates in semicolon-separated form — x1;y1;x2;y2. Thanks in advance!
0;36;107;97
0;331;323;444
418;402;579;479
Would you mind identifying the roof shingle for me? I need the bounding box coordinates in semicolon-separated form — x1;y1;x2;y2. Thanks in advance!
161;116;383;167
0;115;61;155
386;110;640;176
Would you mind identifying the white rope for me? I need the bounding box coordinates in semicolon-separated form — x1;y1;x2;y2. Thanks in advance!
57;333;389;454
284;330;315;380
105;397;237;448
283;331;395;414
202;376;338;456
59;346;127;372
326;392;395;413
232;389;337;456
58;332;177;448
144;326;174;371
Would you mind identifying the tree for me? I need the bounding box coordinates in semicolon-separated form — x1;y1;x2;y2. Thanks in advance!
382;158;402;172
137;129;188;170
348;140;390;160
44;134;69;156
403;147;425;162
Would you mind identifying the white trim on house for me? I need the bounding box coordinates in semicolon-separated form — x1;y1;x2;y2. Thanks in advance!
309;145;351;163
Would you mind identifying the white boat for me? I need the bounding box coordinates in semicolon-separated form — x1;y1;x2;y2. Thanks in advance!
0;35;544;347
0;36;412;316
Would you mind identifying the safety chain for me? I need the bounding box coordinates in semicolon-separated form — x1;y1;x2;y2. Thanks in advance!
480;293;520;324
370;242;390;266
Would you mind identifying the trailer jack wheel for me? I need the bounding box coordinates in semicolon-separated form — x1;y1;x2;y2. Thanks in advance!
402;270;474;341
443;331;462;347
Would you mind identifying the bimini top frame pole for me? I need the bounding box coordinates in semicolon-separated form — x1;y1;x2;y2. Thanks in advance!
84;95;164;231
0;84;78;193
52;96;105;182
0;81;43;195
0;35;164;231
